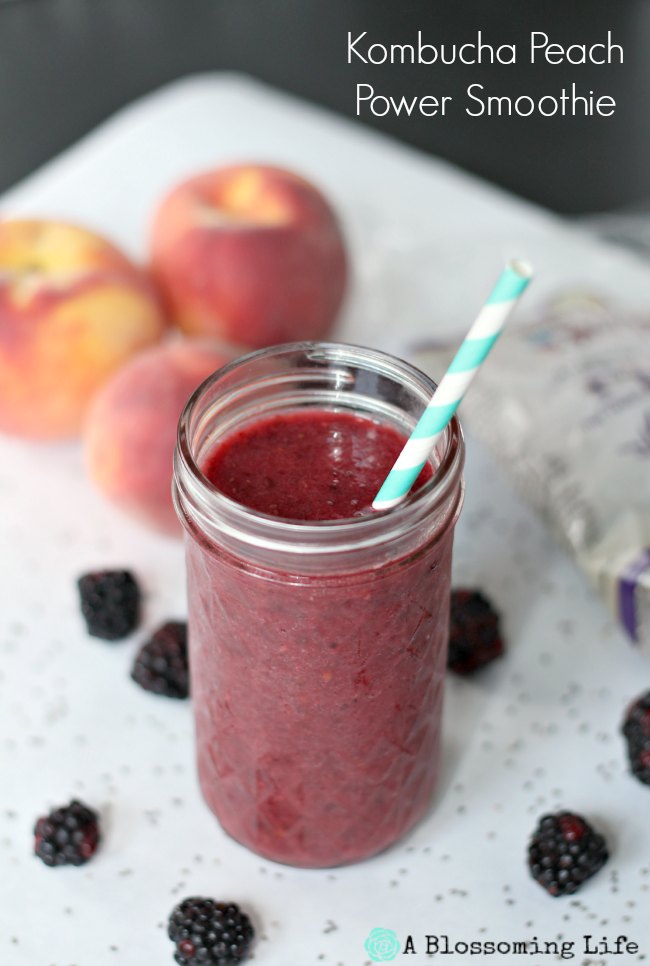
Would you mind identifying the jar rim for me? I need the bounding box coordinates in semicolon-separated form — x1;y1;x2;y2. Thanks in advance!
173;341;464;558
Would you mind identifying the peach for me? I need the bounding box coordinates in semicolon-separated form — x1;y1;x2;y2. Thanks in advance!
0;219;167;438
151;164;348;349
84;340;231;535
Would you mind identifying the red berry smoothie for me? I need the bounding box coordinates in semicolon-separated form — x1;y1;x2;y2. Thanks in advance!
185;409;455;867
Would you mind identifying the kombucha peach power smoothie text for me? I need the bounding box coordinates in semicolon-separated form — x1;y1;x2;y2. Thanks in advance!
349;29;623;119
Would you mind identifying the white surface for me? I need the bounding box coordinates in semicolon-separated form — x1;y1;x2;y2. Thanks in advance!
1;73;650;966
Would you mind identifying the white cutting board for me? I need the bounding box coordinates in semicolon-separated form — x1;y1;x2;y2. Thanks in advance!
1;73;650;966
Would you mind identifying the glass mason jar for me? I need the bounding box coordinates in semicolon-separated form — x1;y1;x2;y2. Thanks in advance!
173;343;464;868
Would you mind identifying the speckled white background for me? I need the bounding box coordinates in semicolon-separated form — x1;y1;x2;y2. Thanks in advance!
1;75;650;966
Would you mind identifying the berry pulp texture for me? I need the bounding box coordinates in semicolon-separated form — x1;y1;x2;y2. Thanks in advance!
204;410;431;520
187;410;454;867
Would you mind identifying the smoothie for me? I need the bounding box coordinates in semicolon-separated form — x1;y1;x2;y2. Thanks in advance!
185;409;454;866
203;410;432;520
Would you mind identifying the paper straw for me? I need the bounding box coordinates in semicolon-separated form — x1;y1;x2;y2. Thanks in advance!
372;259;533;511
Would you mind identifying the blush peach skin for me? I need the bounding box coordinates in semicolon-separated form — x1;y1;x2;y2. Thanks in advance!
84;340;232;536
0;220;167;438
150;165;348;349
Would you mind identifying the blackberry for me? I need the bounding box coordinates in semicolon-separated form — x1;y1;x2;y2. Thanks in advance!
131;621;189;698
34;799;100;867
622;690;650;785
168;897;254;965
447;589;504;674
527;811;608;897
77;569;140;640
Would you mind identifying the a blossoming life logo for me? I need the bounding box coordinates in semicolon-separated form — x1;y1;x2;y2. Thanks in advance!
364;927;400;962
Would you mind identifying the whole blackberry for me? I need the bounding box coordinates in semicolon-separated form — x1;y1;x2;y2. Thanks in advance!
78;569;140;640
131;621;189;698
448;589;504;674
34;799;100;867
528;811;608;897
622;690;650;785
168;897;254;965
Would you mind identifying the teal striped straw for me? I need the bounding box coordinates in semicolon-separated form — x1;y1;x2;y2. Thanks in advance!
373;259;533;511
